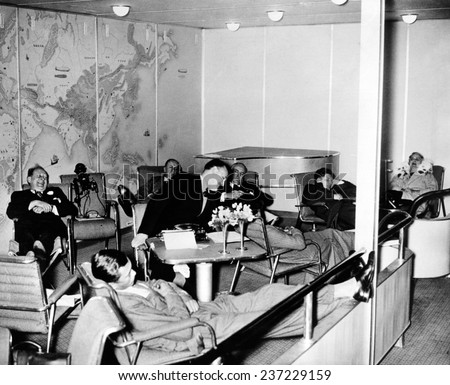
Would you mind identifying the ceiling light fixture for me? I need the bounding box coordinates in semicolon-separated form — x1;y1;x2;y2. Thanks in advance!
401;14;418;24
331;0;348;5
267;10;284;22
226;22;240;32
112;5;131;17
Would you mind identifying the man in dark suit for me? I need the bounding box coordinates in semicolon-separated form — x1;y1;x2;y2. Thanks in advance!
222;162;273;211
302;167;357;230
131;159;230;288
7;165;77;265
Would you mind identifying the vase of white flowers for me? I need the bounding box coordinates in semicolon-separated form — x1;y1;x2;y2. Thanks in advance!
209;203;255;254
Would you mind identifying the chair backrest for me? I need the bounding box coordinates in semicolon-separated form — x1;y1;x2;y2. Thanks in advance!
291;172;323;222
137;165;165;201
291;172;317;204
132;203;148;236
68;296;126;365
428;165;446;217
0;254;49;334
77;262;122;307
0;327;12;365
60;173;108;218
432;165;445;189
242;171;259;186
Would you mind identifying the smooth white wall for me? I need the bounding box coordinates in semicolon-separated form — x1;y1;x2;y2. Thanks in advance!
383;20;450;190
203;24;361;184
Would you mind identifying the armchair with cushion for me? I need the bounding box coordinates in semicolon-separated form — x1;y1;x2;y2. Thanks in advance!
76;262;218;365
9;182;73;275
60;172;120;273
229;217;324;292
0;252;79;353
407;188;450;278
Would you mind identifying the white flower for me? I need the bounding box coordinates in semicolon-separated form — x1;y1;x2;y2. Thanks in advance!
208;204;255;229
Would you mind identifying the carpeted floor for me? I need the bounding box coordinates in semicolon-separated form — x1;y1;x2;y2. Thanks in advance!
379;278;450;365
12;229;450;365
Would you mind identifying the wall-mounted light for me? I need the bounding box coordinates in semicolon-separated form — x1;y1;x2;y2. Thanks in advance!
267;10;284;22
112;5;131;17
226;22;240;32
331;0;348;5
401;14;418;24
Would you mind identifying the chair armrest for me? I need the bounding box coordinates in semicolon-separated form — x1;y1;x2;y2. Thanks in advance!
305;239;325;272
47;275;78;306
115;318;217;350
295;202;328;209
106;199;120;220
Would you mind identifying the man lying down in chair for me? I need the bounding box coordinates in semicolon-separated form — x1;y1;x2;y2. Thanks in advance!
92;249;373;355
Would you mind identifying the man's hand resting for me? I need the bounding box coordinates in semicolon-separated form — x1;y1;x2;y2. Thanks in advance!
132;233;148;248
184;299;199;314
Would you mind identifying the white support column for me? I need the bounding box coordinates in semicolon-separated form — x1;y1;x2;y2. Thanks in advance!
355;0;385;365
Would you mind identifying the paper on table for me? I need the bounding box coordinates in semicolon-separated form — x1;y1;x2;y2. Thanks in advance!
206;231;249;243
163;229;198;249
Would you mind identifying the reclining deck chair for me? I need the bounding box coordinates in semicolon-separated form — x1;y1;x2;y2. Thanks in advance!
60;172;120;273
229;217;324;292
0;253;79;353
77;262;218;365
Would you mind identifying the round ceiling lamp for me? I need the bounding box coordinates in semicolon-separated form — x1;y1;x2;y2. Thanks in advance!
331;0;348;5
401;14;418;24
112;5;131;17
267;11;284;22
226;22;240;32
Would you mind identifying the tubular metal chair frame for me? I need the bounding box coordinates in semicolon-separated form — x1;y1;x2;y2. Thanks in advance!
291;172;329;231
229;217;324;292
60;172;121;273
0;253;79;353
131;202;151;281
76;262;218;365
21;296;126;365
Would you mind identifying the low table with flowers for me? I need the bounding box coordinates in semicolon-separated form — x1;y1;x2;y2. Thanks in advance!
148;204;266;302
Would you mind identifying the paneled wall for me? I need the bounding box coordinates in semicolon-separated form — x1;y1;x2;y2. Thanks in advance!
383;19;450;188
203;23;360;184
203;20;450;194
0;6;202;252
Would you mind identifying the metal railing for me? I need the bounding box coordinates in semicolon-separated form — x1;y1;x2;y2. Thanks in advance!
189;210;414;365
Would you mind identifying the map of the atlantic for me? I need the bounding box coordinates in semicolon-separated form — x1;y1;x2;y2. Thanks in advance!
0;6;179;252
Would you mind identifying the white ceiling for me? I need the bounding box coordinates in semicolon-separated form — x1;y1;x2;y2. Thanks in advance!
1;0;450;29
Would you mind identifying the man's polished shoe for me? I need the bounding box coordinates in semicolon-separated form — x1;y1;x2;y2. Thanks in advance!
326;255;365;285
353;251;375;303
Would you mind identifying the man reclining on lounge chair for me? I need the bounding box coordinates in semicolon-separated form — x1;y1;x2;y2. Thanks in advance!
91;249;373;355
